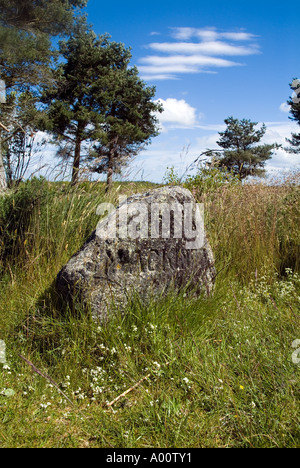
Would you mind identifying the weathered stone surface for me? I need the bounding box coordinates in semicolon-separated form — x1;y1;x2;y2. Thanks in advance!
56;186;216;321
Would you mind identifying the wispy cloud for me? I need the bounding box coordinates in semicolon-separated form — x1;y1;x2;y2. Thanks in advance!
141;55;241;68
139;27;260;80
170;27;258;42
148;41;259;56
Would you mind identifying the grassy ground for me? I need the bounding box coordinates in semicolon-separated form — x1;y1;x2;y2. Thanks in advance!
0;175;299;448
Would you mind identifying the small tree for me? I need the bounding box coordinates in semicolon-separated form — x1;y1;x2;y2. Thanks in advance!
0;91;44;187
286;79;300;153
41;22;162;187
209;117;278;179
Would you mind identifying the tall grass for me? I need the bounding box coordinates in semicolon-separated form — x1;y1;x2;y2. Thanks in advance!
185;172;300;282
207;183;299;281
0;174;299;448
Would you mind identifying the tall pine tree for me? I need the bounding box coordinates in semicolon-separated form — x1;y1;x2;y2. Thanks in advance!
40;22;162;187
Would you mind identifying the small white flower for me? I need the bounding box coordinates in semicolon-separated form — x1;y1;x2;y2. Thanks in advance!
40;402;51;409
61;382;70;388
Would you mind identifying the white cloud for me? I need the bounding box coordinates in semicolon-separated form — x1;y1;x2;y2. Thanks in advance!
141;74;180;81
263;121;298;143
170;27;199;41
154;98;198;131
139;64;200;76
170;27;258;42
221;32;258;41
148;41;259;56
139;54;241;79
261;121;299;170
279;102;290;113
140;55;240;68
139;27;259;80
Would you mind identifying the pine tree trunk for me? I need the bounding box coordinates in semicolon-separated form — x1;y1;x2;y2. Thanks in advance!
71;136;81;186
0;141;7;192
105;167;113;194
105;147;116;194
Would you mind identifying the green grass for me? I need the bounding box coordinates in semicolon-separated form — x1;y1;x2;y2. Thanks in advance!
0;176;299;448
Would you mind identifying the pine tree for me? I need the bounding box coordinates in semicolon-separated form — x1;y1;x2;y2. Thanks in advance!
286;79;300;153
40;22;162;187
0;0;88;91
210;117;278;179
0;0;87;190
89;66;162;191
0;0;87;34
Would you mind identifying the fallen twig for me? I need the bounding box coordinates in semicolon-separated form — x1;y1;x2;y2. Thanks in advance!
106;373;151;408
18;354;74;407
106;361;172;408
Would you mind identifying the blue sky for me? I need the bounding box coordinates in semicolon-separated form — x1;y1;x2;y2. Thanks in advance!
37;0;300;182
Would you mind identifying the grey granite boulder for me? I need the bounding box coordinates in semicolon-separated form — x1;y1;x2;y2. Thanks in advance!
56;186;216;321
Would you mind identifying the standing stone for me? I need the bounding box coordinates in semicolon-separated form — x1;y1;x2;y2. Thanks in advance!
56;186;216;321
